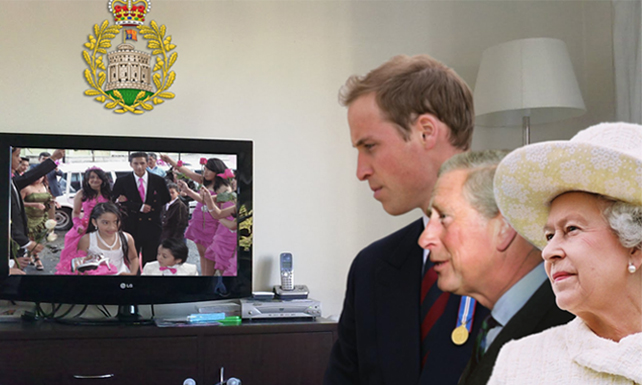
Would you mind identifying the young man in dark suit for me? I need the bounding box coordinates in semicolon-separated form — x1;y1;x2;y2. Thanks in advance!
10;147;65;274
418;150;573;385
325;55;487;385
112;152;171;267
160;182;188;241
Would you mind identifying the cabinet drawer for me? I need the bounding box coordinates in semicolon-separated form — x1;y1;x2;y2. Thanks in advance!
203;331;334;385
1;336;200;385
61;336;199;384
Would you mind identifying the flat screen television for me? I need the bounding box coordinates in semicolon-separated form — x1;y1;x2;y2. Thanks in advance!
1;132;252;322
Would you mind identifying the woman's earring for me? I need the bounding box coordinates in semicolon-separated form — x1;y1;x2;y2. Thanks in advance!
628;262;637;274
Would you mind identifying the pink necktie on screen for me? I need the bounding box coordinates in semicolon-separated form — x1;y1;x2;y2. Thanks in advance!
159;266;177;274
138;177;145;202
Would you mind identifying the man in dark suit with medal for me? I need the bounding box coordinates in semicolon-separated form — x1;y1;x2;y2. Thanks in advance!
324;55;488;385
112;152;171;268
10;147;65;274
418;150;573;385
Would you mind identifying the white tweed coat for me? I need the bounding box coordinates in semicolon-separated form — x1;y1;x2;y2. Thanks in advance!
488;317;642;384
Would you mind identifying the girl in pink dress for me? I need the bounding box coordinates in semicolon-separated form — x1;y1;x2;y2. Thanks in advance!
203;179;237;276
161;154;229;276
55;168;111;275
75;202;139;275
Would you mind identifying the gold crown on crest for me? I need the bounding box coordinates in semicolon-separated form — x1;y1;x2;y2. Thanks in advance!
108;0;151;27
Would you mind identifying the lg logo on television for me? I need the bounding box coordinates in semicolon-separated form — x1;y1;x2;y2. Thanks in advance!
120;283;134;289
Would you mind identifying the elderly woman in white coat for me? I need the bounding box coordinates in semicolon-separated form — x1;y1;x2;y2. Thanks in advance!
489;122;642;384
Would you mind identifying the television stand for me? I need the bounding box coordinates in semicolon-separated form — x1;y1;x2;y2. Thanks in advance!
115;304;153;324
0;318;337;384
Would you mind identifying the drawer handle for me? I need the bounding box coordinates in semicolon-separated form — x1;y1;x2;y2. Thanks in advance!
73;374;115;379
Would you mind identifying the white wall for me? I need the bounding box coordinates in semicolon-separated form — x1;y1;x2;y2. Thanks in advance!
0;0;614;317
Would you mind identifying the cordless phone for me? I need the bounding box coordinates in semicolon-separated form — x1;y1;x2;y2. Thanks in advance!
280;252;294;291
273;252;309;299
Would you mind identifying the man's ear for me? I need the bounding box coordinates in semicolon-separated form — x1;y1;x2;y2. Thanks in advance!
496;217;517;252
414;114;441;150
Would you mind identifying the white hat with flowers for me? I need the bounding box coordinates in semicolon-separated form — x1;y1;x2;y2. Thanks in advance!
493;122;642;249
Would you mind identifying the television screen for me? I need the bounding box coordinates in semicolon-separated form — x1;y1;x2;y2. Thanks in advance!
1;132;252;308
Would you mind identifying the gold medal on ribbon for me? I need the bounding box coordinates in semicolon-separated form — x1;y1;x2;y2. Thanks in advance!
451;324;469;345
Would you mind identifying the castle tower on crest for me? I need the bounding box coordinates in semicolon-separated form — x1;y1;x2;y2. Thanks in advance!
105;43;153;93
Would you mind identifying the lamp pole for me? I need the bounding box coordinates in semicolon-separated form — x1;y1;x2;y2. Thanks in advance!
522;115;531;145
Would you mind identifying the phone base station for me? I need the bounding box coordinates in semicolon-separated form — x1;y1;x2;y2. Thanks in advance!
273;284;309;300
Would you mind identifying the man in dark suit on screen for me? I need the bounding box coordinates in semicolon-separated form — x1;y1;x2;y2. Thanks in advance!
10;147;65;274
324;55;488;385
418;150;573;385
112;152;170;267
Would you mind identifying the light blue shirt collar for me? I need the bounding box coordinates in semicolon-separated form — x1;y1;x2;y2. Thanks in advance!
485;263;547;350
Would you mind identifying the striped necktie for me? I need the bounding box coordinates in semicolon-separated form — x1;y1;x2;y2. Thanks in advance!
420;263;451;367
474;314;500;364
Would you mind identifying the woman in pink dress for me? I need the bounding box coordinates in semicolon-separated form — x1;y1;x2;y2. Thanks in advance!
55;167;111;275
202;179;237;276
161;155;229;276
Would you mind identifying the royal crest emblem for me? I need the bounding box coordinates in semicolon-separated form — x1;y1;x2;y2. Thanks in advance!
83;0;177;114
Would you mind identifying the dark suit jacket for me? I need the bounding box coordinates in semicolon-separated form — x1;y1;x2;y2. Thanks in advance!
46;168;63;197
325;219;488;385
457;281;574;385
160;199;188;241
111;172;171;234
11;159;56;251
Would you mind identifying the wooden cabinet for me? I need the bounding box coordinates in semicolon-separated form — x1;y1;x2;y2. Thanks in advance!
0;319;337;385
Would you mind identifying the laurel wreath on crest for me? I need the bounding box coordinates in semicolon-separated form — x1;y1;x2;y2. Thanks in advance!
82;20;177;114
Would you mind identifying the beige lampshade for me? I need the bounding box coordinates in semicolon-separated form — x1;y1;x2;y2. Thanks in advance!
474;38;586;127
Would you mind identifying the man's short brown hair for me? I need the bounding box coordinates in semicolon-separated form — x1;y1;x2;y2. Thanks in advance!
339;54;474;150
